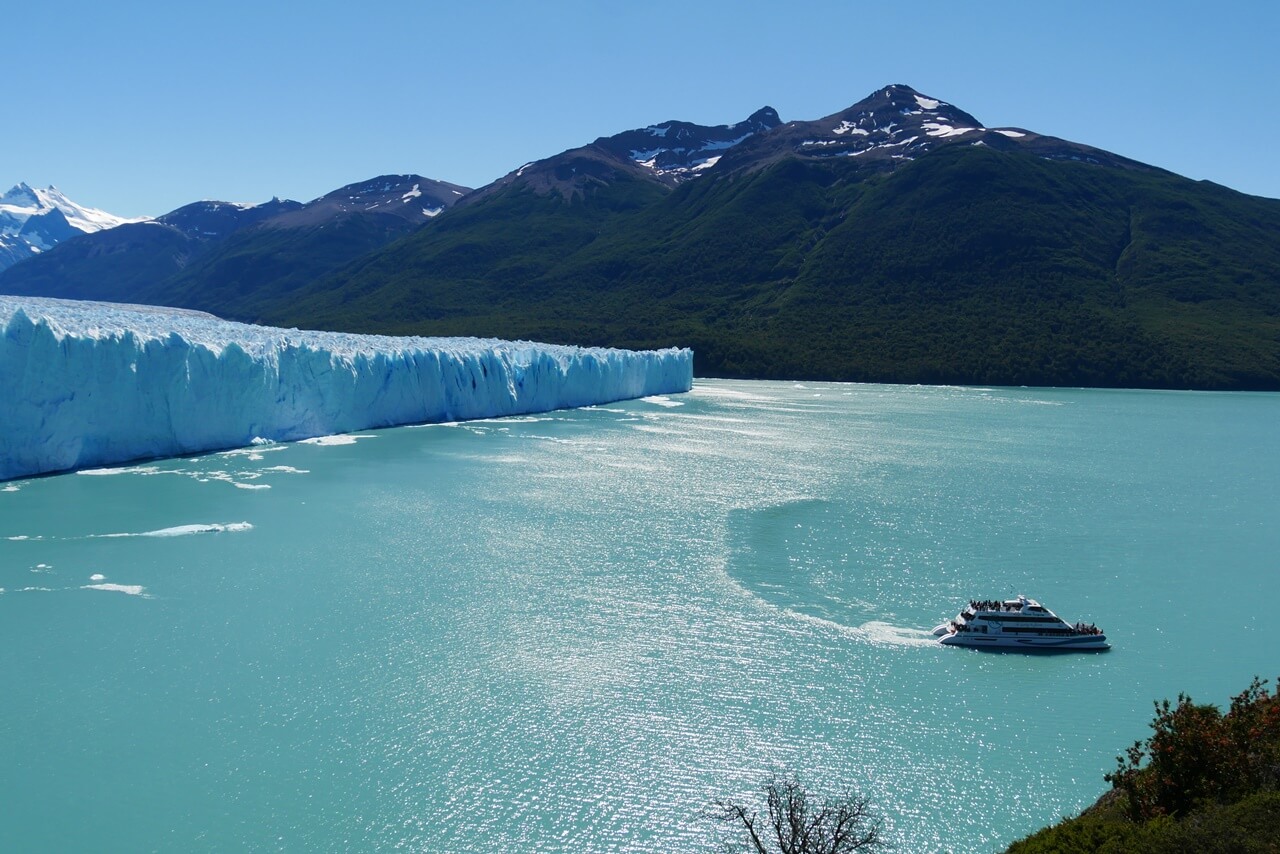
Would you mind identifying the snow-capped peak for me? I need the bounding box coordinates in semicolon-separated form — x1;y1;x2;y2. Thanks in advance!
768;85;1011;168
1;182;40;206
1;182;143;234
0;182;145;273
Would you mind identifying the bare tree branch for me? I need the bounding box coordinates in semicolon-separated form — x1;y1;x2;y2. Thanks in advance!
712;773;885;854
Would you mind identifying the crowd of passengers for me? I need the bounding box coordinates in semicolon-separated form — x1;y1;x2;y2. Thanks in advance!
969;599;1018;612
950;619;1103;635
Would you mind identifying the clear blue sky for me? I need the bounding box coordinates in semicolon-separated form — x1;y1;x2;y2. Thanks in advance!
8;0;1278;217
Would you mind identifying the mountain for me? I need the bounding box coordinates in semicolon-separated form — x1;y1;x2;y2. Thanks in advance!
0;175;470;310
240;85;1280;391
0;182;139;272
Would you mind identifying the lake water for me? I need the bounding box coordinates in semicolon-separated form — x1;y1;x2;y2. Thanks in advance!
2;380;1277;852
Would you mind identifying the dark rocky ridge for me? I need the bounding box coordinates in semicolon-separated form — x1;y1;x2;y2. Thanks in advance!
593;106;782;180
716;84;1158;177
264;175;471;229
157;198;305;241
467;106;784;203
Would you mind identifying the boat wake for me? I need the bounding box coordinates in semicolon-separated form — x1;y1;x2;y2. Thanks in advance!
855;620;939;648
779;608;938;648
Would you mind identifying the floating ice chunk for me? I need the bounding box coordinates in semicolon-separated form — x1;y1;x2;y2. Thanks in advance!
219;445;287;458
91;522;253;538
299;434;376;446
642;395;684;408
90;573;106;581
78;465;165;476
82;583;148;597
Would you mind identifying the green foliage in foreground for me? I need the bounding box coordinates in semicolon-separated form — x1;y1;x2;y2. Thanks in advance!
1008;792;1280;853
1006;678;1280;853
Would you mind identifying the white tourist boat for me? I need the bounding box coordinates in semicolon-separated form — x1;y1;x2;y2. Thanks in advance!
932;595;1109;651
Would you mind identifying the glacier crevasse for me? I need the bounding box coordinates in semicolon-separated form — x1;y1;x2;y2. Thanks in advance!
0;296;693;480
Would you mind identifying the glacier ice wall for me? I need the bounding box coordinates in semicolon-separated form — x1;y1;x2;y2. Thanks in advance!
0;296;693;480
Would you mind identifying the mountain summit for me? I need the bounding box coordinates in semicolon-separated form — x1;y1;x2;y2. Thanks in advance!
716;84;1149;175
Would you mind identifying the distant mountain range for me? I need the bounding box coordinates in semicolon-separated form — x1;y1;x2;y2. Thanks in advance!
0;175;470;311
4;84;1279;390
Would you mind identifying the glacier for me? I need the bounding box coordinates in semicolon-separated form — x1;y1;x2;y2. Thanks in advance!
0;295;693;481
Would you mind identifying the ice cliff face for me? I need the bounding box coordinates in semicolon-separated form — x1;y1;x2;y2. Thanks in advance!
0;296;693;480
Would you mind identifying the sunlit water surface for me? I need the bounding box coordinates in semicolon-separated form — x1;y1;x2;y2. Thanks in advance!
3;380;1277;852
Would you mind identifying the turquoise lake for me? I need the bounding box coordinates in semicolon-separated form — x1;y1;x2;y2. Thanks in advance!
2;379;1277;852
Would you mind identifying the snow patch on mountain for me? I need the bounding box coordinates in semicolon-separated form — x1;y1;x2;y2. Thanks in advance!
922;122;976;138
833;121;870;136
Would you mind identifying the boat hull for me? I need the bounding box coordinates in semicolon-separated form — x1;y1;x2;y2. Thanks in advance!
938;633;1109;651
